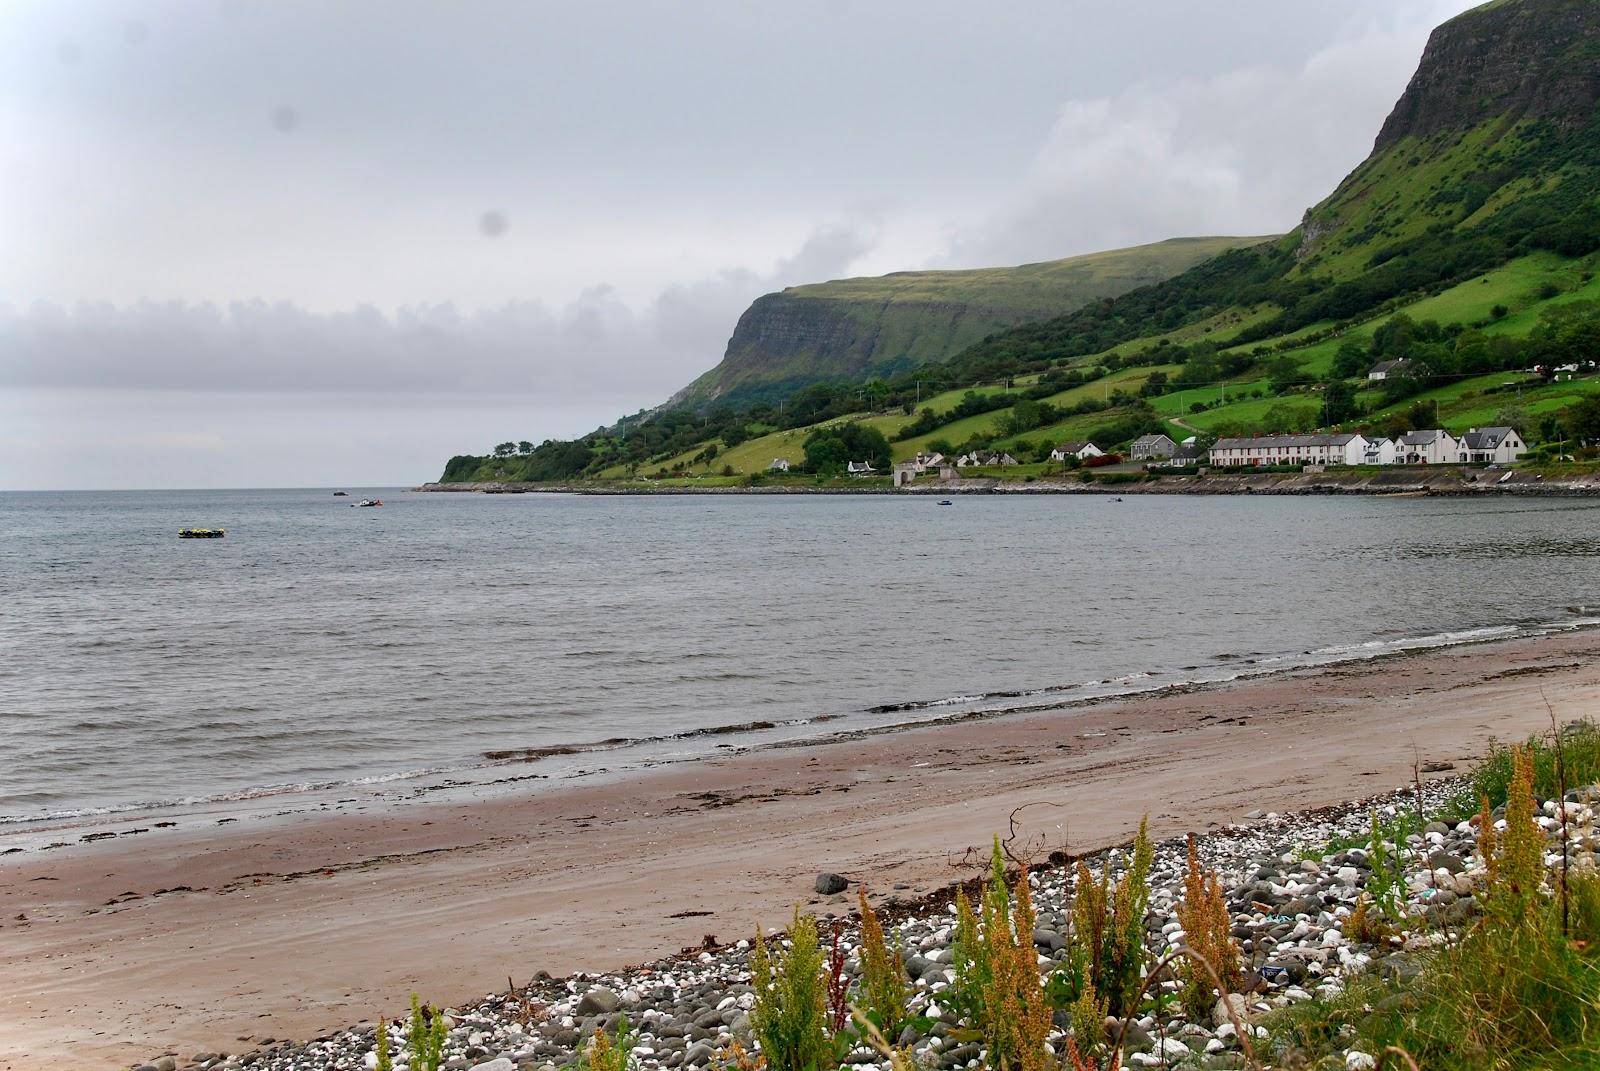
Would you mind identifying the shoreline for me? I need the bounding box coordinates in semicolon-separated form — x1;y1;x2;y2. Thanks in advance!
6;616;1592;849
4;630;1599;1067
415;469;1600;496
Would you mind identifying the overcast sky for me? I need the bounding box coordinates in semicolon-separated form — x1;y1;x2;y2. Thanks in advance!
1;0;1483;489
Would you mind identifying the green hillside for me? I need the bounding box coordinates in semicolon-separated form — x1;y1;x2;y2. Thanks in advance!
441;0;1600;486
668;236;1275;411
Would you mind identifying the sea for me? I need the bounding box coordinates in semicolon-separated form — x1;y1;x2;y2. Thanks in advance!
4;489;1600;844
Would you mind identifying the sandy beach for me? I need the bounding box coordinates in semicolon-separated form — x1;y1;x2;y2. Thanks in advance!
4;630;1598;1069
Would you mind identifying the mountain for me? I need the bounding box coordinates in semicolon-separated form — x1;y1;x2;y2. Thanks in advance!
439;0;1600;484
937;0;1600;385
668;237;1273;411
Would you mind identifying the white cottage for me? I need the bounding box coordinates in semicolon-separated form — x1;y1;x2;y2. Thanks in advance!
1395;429;1458;465
1361;437;1397;466
1049;441;1103;462
1458;427;1527;464
1209;433;1370;468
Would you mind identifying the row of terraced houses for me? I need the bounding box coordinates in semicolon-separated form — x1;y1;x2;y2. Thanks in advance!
1204;428;1527;468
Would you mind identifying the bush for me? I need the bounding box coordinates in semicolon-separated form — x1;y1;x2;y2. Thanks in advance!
950;840;1052;1071
1175;833;1241;1020
1059;817;1153;1021
1459;719;1600;816
1273;745;1600;1069
580;1015;636;1071
751;908;832;1071
855;888;909;1039
406;995;448;1071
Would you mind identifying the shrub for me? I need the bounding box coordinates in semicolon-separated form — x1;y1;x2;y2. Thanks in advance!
374;1016;391;1071
1462;719;1600;815
1272;743;1600;1069
406;994;448;1071
750;907;832;1071
580;1014;635;1071
1062;817;1153;1020
980;843;1052;1071
1175;833;1241;1019
855;888;910;1039
950;841;1052;1071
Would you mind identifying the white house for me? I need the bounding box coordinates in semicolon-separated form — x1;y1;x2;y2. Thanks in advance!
1049;441;1103;462
1209;433;1370;468
1368;358;1416;381
1129;434;1177;461
910;452;945;473
1361;437;1397;466
1458;427;1527;464
1395;429;1458;465
845;460;876;476
767;458;791;472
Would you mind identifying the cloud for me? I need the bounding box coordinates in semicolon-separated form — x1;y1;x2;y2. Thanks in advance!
942;3;1474;266
0;225;873;402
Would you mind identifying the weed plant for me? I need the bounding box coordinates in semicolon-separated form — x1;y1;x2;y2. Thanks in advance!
1453;718;1600;815
374;1016;391;1071
750;907;833;1071
1057;818;1153;1022
949;840;1053;1071
1271;746;1600;1069
855;888;910;1039
580;1014;636;1071
406;994;448;1071
1175;833;1241;1020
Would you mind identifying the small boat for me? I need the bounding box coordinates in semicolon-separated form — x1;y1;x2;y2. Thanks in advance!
333;491;348;497
352;498;384;508
179;528;224;539
937;499;953;506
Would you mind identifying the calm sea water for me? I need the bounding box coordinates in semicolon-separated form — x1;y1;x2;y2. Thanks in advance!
4;489;1600;831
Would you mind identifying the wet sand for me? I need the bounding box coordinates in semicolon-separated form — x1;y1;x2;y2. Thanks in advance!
3;631;1597;1068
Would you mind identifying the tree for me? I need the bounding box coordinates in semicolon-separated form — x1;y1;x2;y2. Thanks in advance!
1139;370;1169;397
1265;356;1305;396
1565;395;1600;444
517;440;534;456
1331;340;1369;381
493;442;516;458
803;435;849;475
1323;380;1358;425
1494;405;1531;436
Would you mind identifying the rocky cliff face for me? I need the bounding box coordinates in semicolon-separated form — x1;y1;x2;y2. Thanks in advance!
671;237;1270;410
1376;0;1600;148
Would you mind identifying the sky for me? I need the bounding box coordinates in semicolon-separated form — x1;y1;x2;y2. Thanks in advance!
1;0;1485;489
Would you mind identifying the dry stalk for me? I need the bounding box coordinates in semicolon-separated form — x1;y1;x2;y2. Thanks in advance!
825;920;849;1034
1381;1045;1422;1071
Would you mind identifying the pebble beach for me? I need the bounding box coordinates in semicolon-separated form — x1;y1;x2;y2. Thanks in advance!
128;774;1595;1071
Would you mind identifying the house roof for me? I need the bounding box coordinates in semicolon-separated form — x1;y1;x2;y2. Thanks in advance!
1369;358;1414;375
1131;434;1175;447
1056;441;1092;452
1211;434;1363;450
1399;430;1451;446
1172;444;1203;460
1461;427;1518;450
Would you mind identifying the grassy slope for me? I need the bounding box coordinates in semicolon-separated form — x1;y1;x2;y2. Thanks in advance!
676;236;1278;406
592;249;1600;478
